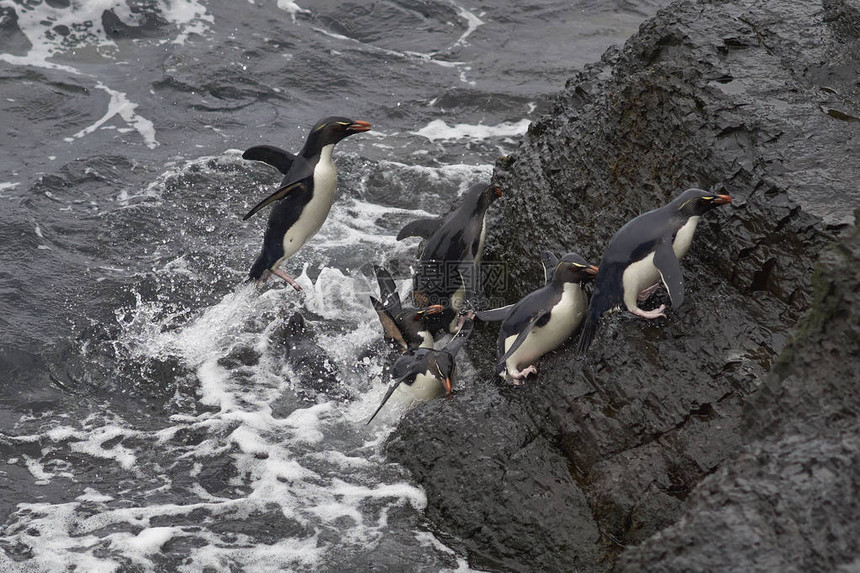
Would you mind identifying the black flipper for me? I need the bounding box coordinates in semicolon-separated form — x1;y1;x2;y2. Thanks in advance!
243;181;304;221
367;353;428;424
475;304;515;322
374;266;401;312
396;217;445;241
366;381;401;425
370;296;407;351
243;145;297;175
653;241;685;309
541;250;559;284
494;313;547;375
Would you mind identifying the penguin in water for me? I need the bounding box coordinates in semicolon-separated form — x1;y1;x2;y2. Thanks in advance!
493;255;598;381
369;266;444;351
243;116;372;289
366;314;474;424
576;188;732;356
397;182;502;332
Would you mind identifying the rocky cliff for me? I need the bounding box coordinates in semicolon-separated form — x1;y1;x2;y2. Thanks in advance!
386;0;860;571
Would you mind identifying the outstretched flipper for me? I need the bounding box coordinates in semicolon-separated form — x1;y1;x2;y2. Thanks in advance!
366;354;428;424
653;241;685;309
374;266;401;312
396;217;445;241
475;305;515;322
243;181;305;221
242;145;297;175
370;296;408;350
242;154;314;221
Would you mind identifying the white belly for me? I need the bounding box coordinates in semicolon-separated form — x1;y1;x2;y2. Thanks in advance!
505;283;585;371
391;370;446;407
622;252;661;312
276;144;337;265
673;216;699;259
621;216;699;311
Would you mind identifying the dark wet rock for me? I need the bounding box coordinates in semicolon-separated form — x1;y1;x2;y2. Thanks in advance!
387;0;860;571
620;214;860;572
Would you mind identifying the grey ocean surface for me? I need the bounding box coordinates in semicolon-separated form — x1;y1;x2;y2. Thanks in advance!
0;1;668;570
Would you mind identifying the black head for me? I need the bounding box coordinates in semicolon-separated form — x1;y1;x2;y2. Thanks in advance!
429;350;456;394
552;252;599;284
672;188;732;217
302;116;372;155
464;182;503;211
394;304;444;346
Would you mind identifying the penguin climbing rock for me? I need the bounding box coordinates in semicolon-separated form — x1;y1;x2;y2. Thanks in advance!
576;188;732;356
366;314;474;424
398;182;502;331
370;266;444;351
243;116;371;289
494;255;598;381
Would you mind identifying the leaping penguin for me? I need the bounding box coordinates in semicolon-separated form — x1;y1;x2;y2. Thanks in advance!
398;182;502;332
576;188;732;356
243;116;371;289
366;314;474;424
494;255;598;381
370;266;444;351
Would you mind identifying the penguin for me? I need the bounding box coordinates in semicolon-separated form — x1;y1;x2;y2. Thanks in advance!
243;116;372;289
576;188;732;356
398;182;502;332
370;266;444;351
494;255;598;381
366;314;474;424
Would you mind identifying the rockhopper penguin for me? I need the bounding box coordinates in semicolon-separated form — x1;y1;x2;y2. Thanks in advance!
576;188;732;356
366;314;474;424
243;116;371;289
370;266;444;351
495;255;598;381
397;182;502;332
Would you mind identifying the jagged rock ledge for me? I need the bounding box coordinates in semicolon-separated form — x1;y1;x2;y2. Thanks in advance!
386;0;860;571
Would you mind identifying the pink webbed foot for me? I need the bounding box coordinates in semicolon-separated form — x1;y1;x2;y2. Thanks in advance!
271;268;303;292
508;364;538;384
637;282;661;302
631;304;666;319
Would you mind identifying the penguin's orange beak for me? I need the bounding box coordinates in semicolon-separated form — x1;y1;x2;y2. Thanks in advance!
441;377;452;395
494;187;503;198
416;304;444;319
714;194;732;205
586;265;599;275
348;120;372;133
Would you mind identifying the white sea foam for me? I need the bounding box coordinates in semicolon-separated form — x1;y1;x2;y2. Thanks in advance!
413;118;531;141
65;81;159;149
0;152;482;571
451;2;484;47
276;0;311;22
